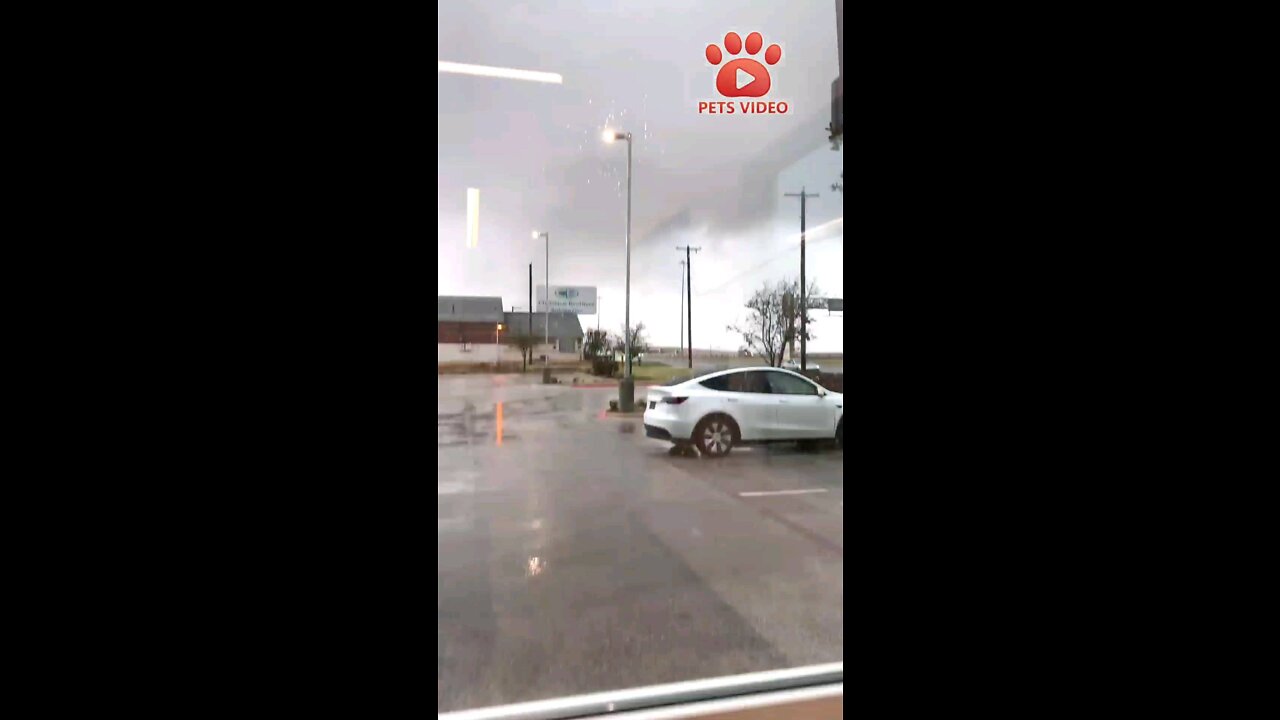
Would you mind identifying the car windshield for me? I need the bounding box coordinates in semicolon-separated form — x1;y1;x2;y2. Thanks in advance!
439;1;843;715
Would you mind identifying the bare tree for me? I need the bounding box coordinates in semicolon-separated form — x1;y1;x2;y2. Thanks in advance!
729;278;821;367
779;278;822;362
613;323;649;363
728;282;786;366
505;332;538;372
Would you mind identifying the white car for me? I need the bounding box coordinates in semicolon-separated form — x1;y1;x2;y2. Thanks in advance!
643;367;843;457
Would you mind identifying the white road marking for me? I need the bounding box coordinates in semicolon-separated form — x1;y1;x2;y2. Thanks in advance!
738;488;830;497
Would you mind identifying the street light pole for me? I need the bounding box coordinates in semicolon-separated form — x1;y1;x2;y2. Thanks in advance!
625;134;632;380
603;128;635;411
545;233;549;347
532;230;551;383
532;231;550;348
528;262;533;369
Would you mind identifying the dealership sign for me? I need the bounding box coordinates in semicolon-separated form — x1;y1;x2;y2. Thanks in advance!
536;285;597;314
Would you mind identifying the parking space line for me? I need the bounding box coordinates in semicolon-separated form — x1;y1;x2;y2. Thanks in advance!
738;489;830;497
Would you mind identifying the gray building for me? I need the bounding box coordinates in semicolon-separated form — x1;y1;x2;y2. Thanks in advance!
502;311;583;354
437;295;583;358
438;296;505;344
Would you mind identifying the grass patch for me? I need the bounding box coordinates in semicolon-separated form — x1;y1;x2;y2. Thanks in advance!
628;365;699;383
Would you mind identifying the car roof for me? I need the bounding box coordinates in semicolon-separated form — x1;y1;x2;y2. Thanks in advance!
677;366;815;384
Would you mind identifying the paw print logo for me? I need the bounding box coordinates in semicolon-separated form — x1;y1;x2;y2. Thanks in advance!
705;32;782;98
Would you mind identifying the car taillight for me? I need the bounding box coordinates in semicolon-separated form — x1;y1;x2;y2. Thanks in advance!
662;396;688;405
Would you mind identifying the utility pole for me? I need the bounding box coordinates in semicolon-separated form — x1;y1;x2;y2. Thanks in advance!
528;263;533;371
679;260;687;354
784;188;819;372
676;246;701;369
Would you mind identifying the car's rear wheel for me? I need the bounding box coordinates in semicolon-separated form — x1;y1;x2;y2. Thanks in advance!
836;417;843;448
694;415;738;458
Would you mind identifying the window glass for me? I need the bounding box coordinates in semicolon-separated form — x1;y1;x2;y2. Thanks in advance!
438;0;843;712
766;371;819;395
699;374;731;391
728;370;771;393
664;368;725;386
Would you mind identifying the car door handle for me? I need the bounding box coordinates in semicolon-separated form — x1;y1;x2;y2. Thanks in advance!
727;398;738;403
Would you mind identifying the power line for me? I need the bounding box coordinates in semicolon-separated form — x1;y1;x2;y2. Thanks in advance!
695;231;841;298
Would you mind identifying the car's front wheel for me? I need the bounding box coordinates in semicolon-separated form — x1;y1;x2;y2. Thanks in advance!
694;415;737;458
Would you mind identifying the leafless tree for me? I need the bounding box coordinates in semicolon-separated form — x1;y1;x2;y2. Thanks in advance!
505;332;538;372
779;278;822;361
612;323;649;363
729;279;821;367
729;282;786;366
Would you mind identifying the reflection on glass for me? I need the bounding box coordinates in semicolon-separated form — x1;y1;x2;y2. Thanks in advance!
495;401;504;446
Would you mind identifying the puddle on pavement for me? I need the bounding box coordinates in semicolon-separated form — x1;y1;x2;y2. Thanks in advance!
439;392;605;448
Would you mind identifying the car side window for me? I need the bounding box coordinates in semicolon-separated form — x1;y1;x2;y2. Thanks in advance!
699;375;731;391
726;371;769;393
743;371;773;393
766;371;819;395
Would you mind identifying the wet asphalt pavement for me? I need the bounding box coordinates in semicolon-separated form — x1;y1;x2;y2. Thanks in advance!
437;373;843;713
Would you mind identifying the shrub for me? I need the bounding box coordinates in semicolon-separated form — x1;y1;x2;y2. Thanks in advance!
591;357;618;378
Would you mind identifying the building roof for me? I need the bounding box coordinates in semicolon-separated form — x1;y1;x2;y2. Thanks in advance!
502;312;583;341
438;296;504;323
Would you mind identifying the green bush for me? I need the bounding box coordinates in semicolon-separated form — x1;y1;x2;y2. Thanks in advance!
591;357;618;377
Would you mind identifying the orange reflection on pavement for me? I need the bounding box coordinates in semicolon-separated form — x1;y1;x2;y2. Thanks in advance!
496;402;504;445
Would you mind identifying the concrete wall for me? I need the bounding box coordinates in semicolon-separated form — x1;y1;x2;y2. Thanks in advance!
439;343;580;365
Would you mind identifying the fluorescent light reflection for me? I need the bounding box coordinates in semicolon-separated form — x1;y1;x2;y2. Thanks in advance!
439;61;563;84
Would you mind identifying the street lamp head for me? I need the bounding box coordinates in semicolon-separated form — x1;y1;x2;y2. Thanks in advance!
602;129;629;143
497;323;503;331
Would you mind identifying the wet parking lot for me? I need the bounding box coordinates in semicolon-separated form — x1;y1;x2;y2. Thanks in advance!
437;373;843;712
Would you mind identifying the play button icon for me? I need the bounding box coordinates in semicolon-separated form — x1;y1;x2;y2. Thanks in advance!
715;58;773;98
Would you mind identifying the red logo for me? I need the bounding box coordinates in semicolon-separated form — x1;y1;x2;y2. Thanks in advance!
705;32;781;98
